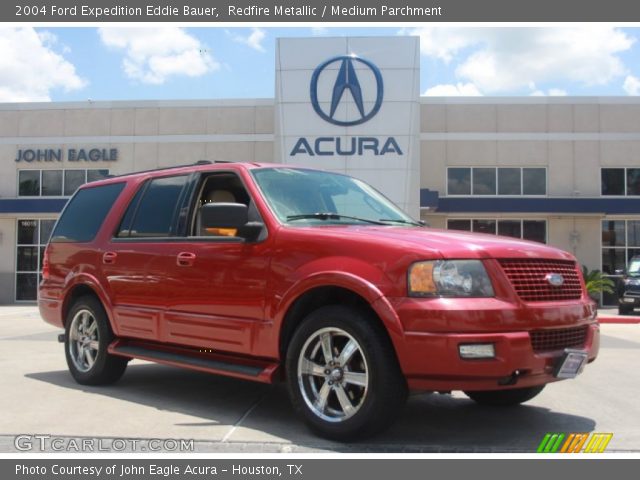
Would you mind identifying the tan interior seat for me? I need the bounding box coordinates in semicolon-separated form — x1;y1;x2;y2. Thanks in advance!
204;190;236;203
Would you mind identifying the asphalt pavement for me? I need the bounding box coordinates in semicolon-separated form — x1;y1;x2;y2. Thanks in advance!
1;306;638;453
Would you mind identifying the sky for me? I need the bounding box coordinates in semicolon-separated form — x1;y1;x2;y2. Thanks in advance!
2;26;640;102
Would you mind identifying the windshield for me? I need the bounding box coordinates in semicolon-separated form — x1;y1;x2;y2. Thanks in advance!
251;168;418;226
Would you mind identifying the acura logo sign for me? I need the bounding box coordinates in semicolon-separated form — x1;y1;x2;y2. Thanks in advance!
310;55;384;126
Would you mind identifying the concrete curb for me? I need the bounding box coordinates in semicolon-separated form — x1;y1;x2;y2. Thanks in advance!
598;316;640;324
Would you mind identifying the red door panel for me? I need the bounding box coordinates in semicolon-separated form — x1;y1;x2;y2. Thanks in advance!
162;240;270;355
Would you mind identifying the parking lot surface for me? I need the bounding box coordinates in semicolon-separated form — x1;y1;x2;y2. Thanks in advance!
1;306;638;453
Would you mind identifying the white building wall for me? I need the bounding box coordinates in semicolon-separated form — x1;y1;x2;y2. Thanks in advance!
275;36;422;217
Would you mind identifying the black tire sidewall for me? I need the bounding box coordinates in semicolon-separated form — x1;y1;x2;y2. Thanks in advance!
64;296;119;384
285;305;406;440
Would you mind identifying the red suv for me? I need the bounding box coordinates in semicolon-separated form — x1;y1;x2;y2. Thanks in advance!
39;162;599;440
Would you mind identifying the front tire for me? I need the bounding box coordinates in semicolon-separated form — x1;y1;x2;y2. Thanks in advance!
465;385;545;406
285;305;407;440
65;295;128;385
618;304;634;315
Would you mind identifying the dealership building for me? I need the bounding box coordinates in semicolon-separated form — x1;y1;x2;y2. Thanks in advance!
1;35;639;304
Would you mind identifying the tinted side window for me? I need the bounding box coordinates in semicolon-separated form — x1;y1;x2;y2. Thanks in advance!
127;175;188;237
51;182;125;243
116;183;146;237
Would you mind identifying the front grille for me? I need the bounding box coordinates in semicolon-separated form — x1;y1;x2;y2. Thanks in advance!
499;259;583;302
530;325;589;353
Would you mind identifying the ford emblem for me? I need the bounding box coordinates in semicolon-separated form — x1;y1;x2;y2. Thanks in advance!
545;273;564;287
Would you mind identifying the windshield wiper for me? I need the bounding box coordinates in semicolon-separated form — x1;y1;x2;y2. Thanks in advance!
286;213;387;225
379;218;423;226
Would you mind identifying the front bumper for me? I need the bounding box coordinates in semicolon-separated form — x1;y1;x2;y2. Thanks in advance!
387;297;600;392
619;293;640;307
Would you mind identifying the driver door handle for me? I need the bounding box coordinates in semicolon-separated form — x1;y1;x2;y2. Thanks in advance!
177;252;196;267
102;252;117;264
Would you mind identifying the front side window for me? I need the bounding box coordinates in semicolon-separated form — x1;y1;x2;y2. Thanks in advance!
252;168;416;226
120;175;188;238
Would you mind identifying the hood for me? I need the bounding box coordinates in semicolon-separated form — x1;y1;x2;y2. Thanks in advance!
297;225;575;261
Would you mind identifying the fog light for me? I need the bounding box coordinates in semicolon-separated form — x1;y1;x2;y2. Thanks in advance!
459;343;495;359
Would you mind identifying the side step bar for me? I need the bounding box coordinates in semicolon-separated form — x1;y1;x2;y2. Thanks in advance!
108;339;280;384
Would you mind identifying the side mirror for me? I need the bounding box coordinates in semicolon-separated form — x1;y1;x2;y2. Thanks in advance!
200;203;264;242
614;268;626;276
201;202;247;228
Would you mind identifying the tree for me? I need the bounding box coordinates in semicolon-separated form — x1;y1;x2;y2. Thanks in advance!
581;266;615;298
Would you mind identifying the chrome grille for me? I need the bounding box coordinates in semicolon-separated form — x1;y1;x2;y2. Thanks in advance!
499;259;583;302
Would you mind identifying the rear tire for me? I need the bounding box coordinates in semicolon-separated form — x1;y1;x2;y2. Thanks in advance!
285;305;407;441
465;385;545;406
64;295;128;385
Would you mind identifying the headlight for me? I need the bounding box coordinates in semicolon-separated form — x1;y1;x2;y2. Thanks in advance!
408;260;494;297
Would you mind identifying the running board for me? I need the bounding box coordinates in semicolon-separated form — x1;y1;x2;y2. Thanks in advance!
108;339;279;383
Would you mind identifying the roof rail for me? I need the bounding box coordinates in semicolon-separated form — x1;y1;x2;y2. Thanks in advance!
105;160;218;179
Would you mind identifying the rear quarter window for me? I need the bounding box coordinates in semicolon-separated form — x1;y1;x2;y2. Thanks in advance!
50;182;125;243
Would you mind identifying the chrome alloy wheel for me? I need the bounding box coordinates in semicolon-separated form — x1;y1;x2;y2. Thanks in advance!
68;309;100;373
297;327;369;423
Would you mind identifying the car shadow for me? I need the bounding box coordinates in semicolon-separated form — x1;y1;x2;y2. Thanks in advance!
26;363;596;453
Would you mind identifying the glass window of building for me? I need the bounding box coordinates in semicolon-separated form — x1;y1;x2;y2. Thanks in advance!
18;169;109;197
601;168;625;195
472;219;497;234
627;168;640;196
41;170;63;196
447;168;471;195
447;218;547;243
523;220;547;243
64;170;86;196
16;219;56;301
472;168;496;195
87;169;110;183
18;171;40;196
601;220;640;305
498;168;521;195
498;220;522;239
447;167;546;196
447;219;471;231
522;168;546;195
601;168;640;196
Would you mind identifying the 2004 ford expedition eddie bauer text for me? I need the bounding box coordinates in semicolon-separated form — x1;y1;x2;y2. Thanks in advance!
39;161;599;440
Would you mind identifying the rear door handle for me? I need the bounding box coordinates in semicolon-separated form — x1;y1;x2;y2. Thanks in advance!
102;252;117;264
177;252;196;267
